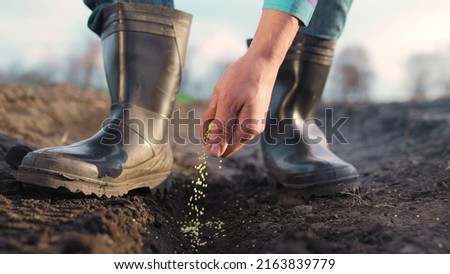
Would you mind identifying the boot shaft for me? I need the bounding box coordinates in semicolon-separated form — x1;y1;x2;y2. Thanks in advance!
262;34;336;146
100;3;192;118
276;34;336;122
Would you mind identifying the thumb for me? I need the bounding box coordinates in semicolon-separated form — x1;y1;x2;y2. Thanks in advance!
207;106;236;157
201;103;217;145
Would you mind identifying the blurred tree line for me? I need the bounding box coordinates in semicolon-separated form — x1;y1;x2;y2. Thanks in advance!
405;48;450;101
327;43;450;102
0;37;104;89
330;45;374;103
0;37;449;102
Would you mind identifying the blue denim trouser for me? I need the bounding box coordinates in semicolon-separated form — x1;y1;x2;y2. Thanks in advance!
301;0;352;40
84;0;351;40
84;0;175;35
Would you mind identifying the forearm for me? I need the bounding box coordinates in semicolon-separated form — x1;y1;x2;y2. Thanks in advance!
247;9;300;67
202;9;302;157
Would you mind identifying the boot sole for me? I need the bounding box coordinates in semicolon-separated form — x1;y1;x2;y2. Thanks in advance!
268;172;361;198
17;167;171;198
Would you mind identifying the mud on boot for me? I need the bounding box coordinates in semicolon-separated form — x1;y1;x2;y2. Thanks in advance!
17;3;192;197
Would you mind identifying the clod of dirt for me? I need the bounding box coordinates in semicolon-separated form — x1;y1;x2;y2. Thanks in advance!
5;145;32;168
0;85;449;254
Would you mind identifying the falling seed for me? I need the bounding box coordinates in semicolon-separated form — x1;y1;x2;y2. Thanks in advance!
179;122;227;251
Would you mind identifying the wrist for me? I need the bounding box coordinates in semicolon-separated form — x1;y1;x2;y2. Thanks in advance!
247;9;300;66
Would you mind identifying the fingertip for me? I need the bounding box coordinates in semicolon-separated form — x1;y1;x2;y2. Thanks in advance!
209;141;229;157
209;144;222;157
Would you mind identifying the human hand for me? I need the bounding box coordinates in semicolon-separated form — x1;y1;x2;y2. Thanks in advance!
201;51;279;157
201;9;299;157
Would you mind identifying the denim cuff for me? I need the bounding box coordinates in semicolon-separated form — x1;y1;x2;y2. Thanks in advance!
263;0;316;26
84;0;175;36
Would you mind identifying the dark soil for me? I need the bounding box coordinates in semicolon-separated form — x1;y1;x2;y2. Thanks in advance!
0;84;449;254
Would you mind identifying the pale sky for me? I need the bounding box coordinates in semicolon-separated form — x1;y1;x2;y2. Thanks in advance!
1;0;450;102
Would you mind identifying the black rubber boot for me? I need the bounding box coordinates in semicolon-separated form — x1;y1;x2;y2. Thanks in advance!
261;34;360;197
17;3;192;197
